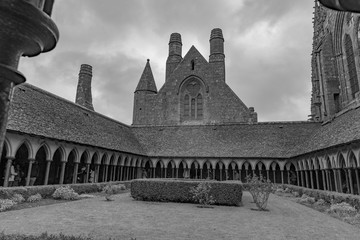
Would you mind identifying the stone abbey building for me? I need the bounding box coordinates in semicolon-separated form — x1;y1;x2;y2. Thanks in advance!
1;2;360;195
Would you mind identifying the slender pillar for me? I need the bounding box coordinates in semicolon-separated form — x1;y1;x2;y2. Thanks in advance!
152;167;155;178
225;169;228;181
72;162;79;184
25;159;35;186
200;168;203;179
85;164;90;183
245;170;248;181
239;170;242;182
287;171;290;184
3;157;14;187
281;170;284;184
333;169;338;192
315;170;320;189
296;171;299;186
355;168;360;195
116;166;120;181
310;170;314;189
345;169;350;194
267;170;270;181
126;166;130;180
348;168;354;195
273;170;276;184
59;161;66;184
326;170;331;191
104;165;109;182
220;168;223;181
338;169;343;193
164;168;167;178
119;166;123;181
300;171;305;187
176;167;179;178
44;160;51;185
95;164;100;183
321;170;326;190
305;170;309;188
172;167;175;178
133;167;136;179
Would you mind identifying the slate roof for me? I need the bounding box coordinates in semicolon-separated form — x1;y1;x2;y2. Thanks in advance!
135;59;157;93
295;105;360;156
7;83;145;155
132;122;321;159
7;84;360;159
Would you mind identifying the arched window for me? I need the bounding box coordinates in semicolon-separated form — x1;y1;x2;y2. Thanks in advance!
184;95;189;117
181;77;204;121
344;34;359;99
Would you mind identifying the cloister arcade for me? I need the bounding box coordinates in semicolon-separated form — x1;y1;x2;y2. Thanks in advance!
1;132;360;196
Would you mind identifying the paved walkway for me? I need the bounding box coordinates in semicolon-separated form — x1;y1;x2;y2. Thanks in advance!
0;192;359;240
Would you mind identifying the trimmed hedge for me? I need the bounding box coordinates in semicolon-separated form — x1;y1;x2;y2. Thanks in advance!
0;181;131;200
279;184;360;210
131;179;243;206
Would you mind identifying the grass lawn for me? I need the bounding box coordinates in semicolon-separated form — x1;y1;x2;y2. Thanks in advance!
1;191;360;240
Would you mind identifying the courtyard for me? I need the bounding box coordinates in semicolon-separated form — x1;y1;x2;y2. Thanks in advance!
0;191;359;240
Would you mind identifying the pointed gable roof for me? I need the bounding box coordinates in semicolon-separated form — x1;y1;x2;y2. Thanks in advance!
135;59;157;93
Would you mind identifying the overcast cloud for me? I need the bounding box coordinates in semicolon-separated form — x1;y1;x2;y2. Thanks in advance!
19;0;315;124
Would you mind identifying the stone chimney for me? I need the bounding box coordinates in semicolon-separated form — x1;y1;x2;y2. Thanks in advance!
166;33;182;82
209;28;225;82
75;64;94;111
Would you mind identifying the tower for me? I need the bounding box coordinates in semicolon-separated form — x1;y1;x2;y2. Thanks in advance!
133;59;157;125
166;33;182;82
209;28;225;82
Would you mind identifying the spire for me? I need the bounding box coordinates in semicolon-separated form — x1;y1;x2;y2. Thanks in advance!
135;59;157;93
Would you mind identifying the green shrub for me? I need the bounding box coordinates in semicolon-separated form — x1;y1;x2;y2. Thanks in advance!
190;182;215;205
327;202;358;218
11;194;25;203
27;193;42;203
0;199;16;212
246;174;274;210
131;179;242;206
282;184;360;210
52;186;79;200
102;184;126;201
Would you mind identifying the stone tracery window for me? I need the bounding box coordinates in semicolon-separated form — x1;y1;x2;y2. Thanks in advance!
344;34;359;99
181;77;204;121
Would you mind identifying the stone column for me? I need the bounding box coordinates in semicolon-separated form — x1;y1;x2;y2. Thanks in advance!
3;157;14;187
348;168;354;195
59;161;66;184
104;165;109;182
273;170;276;184
95;164;100;183
219;168;223;181
176;168;179;178
315;170;319;189
200;168;203;179
333;169;338;192
287;171;290;184
152;167;155;178
44;160;51;185
225;169;228;181
300;171;305;187
245;170;248;181
164;167;167;178
25;159;35;186
127;166;131;180
266;170;270;181
119;166;123;181
133;167;136;179
281;170;284;185
85;164;90;183
345;169;350;194
326;170;331;191
309;170;314;189
296;171;300;186
338;169;343;193
321;170;327;190
355;168;360;195
305;170;310;188
72;162;79;184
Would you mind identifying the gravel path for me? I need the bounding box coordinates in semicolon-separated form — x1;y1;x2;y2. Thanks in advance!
0;192;359;240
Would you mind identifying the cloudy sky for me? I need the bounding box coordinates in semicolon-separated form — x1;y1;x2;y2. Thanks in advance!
19;0;315;124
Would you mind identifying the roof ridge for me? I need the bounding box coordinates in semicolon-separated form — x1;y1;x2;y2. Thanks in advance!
17;83;132;129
